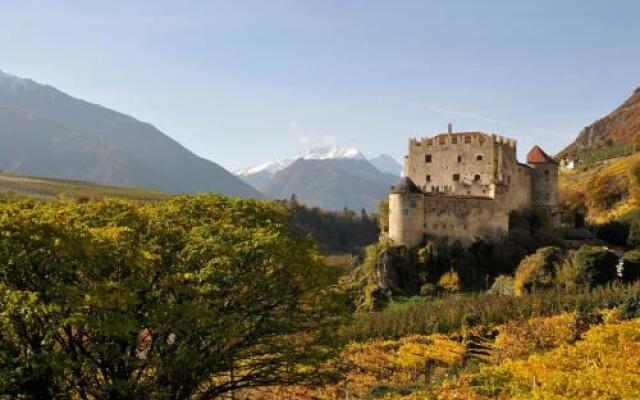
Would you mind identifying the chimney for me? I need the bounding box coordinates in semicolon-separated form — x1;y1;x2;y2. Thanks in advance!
447;123;453;134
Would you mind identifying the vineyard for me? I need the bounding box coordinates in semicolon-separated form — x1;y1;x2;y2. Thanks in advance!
0;171;171;201
242;286;640;399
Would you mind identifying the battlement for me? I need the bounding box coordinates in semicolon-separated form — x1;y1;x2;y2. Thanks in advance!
408;131;517;151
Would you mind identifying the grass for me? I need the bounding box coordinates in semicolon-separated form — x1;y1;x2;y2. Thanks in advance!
346;282;640;341
0;170;172;201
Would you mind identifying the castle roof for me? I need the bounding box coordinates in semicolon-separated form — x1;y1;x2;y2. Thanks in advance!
526;145;557;164
390;177;422;194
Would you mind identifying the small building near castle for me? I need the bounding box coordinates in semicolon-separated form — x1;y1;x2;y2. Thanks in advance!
388;127;559;246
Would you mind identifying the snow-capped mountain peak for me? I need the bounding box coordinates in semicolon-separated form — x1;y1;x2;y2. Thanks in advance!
235;146;366;177
236;159;294;177
298;146;366;161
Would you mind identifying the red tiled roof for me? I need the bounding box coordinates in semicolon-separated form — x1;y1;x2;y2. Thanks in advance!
527;145;557;164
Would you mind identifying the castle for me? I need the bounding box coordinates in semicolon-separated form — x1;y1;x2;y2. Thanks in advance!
388;126;559;246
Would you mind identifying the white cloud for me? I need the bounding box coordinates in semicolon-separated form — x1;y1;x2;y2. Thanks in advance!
297;135;310;145
288;120;298;130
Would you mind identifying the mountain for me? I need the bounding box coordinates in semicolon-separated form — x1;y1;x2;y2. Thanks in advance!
262;158;398;212
235;146;367;190
0;70;261;198
369;154;403;176
558;87;640;159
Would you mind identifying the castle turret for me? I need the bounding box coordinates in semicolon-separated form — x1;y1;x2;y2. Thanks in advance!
527;145;560;223
388;177;424;246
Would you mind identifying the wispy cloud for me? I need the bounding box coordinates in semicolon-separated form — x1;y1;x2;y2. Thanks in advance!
425;106;519;127
426;106;574;139
288;120;298;130
377;95;573;139
297;135;310;145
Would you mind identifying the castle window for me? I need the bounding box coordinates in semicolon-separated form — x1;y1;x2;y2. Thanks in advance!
545;170;550;181
425;154;432;163
507;176;511;184
426;175;431;182
457;155;463;163
465;136;471;143
476;154;484;161
452;174;460;182
451;137;458;144
474;174;481;181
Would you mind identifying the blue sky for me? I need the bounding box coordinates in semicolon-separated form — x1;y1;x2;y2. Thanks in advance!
1;1;639;171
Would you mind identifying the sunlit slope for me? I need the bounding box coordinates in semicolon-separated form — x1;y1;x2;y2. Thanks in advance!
0;170;171;201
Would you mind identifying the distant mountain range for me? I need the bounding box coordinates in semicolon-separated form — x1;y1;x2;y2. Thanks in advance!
558;87;640;159
0;70;261;198
236;147;402;211
369;154;403;175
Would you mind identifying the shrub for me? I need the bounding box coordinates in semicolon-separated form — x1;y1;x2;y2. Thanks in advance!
594;220;630;246
573;245;619;287
487;275;515;296
419;283;438;297
514;246;564;296
438;270;461;293
628;220;640;247
622;249;640;282
554;256;580;291
492;312;581;362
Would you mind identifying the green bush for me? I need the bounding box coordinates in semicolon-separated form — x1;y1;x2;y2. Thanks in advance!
573;245;619;287
622;249;640;282
514;246;564;295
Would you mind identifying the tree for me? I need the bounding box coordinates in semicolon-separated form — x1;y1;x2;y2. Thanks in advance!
0;196;346;400
622;249;640;282
628;220;640;248
438;270;461;293
514;246;564;296
377;199;389;233
572;245;619;287
628;159;640;203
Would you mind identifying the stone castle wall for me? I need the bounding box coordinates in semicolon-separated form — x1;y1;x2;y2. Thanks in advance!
388;131;558;246
404;133;501;197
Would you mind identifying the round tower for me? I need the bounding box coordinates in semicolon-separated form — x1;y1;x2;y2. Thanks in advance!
526;145;560;223
388;177;425;246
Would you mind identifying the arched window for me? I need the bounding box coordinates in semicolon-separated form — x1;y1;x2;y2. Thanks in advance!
474;174;481;181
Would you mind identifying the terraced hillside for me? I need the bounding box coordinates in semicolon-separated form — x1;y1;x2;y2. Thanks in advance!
559;153;640;222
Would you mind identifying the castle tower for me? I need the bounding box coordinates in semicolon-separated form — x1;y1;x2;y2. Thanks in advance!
388;177;424;246
527;145;560;223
